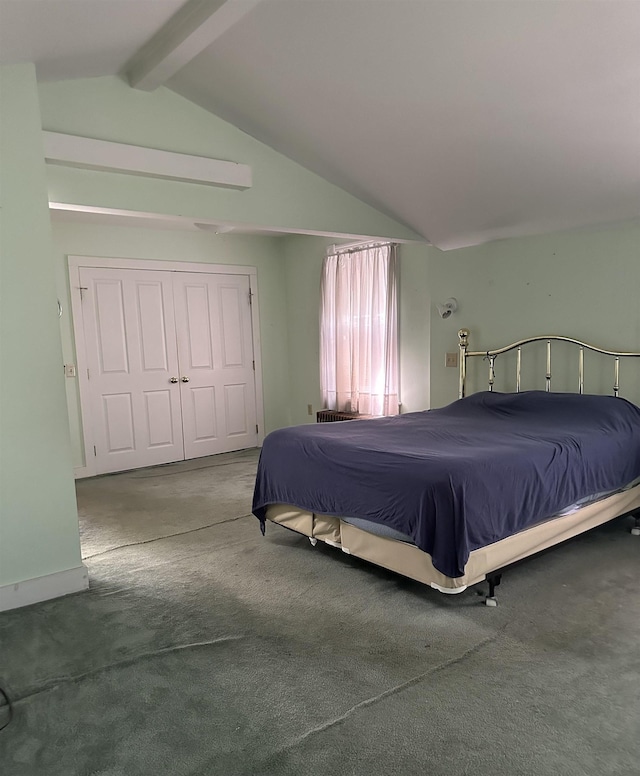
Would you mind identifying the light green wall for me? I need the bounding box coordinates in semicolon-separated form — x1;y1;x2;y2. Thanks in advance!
38;77;422;242
0;65;82;587
51;221;292;468
398;244;431;413
280;222;640;426
281;237;431;426
427;222;640;408
281;235;330;425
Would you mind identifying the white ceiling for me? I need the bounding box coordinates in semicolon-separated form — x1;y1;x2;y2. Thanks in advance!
0;0;185;80
2;0;639;249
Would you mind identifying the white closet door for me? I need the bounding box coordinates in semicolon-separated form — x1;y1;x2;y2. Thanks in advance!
80;267;184;474
173;272;259;458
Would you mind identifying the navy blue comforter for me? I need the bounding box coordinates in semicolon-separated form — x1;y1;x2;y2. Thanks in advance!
252;392;640;578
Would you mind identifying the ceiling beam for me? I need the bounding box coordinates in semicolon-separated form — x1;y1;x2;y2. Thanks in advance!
125;0;262;91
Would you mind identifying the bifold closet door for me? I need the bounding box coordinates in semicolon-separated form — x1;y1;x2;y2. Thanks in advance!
79;267;185;474
173;272;259;458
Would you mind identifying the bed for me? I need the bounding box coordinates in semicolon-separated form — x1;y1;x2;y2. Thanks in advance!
252;331;640;604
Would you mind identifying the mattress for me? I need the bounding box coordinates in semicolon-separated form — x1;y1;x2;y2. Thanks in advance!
340;475;640;545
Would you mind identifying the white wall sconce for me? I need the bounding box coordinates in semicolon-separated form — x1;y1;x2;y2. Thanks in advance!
437;297;458;319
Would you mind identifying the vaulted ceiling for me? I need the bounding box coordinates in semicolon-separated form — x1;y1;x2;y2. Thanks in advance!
2;0;639;250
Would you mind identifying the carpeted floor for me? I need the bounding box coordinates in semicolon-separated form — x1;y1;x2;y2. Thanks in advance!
1;449;639;776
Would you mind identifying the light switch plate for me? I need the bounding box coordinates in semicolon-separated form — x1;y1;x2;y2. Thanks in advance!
445;352;458;368
64;364;77;378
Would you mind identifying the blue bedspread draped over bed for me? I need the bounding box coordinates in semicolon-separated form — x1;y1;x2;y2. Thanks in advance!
252;392;640;578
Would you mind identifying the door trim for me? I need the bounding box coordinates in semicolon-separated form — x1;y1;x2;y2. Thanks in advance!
68;255;265;478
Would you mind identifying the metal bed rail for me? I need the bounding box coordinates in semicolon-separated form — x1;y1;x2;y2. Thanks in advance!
458;329;640;399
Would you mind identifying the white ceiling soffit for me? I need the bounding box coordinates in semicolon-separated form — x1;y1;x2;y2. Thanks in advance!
166;0;640;250
0;0;187;81
48;206;279;235
49;204;407;243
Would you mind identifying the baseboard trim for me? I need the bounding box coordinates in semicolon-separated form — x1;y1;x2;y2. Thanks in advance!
0;564;89;612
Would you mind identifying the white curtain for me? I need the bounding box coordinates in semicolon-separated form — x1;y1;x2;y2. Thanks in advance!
320;243;398;416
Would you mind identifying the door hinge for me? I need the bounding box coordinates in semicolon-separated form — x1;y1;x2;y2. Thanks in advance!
87;368;90;380
248;290;253;306
93;445;97;456
78;286;88;300
256;424;259;434
252;360;255;371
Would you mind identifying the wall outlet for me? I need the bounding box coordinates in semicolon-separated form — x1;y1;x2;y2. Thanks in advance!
307;404;313;415
445;352;458;368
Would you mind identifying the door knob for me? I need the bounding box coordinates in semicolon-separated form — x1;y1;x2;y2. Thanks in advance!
169;377;178;383
181;376;190;383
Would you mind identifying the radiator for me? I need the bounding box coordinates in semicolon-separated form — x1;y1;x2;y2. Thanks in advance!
316;409;361;423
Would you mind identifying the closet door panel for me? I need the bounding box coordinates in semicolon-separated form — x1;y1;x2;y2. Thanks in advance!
173;273;258;458
80;267;184;473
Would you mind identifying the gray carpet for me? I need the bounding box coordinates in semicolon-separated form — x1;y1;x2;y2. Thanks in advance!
1;450;639;776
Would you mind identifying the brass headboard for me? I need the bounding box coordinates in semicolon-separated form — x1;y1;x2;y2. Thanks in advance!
457;329;640;399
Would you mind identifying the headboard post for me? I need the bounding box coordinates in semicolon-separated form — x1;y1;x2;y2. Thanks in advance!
458;329;469;398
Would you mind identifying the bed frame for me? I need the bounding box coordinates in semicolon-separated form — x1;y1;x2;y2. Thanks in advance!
265;331;640;605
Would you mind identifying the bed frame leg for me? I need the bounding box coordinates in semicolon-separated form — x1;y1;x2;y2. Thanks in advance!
484;573;502;607
631;514;640;537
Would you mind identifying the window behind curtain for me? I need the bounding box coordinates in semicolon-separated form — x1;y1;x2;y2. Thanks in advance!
320;243;398;416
